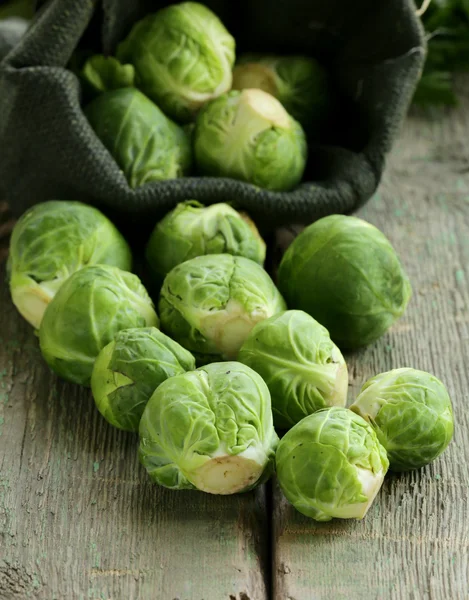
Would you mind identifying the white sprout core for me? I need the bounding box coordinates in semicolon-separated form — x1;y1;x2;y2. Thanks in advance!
239;89;291;129
92;341;134;403
11;276;63;330
350;372;406;420
190;444;267;495
328;362;349;406
232;63;278;97
332;467;386;520
201;299;270;359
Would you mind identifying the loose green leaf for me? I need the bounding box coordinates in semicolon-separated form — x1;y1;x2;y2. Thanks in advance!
414;0;469;106
82;55;136;96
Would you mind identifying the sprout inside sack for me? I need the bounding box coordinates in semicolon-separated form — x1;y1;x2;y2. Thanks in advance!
194;89;307;191
232;54;330;131
139;362;278;494
85;88;192;188
116;2;236;123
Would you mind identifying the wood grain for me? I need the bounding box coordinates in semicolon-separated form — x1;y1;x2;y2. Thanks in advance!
272;78;469;600
0;268;269;598
1;80;468;600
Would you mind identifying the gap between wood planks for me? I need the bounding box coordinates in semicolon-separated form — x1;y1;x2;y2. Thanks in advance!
2;78;468;596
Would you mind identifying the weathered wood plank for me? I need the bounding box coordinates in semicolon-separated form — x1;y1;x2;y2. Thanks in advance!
0;266;269;599
2;78;468;600
272;79;469;600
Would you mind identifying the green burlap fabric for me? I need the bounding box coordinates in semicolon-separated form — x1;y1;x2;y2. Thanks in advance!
0;0;425;234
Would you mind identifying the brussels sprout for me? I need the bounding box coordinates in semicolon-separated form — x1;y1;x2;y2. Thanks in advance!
232;54;329;131
278;215;412;349
91;327;195;432
350;368;454;472
139;361;278;494
85;88;192;188
238;310;348;429
8;200;132;329
39;265;158;386
194;89;307;191
276;407;389;521
145;201;266;284
117;2;235;123
159;254;286;363
81;55;136;95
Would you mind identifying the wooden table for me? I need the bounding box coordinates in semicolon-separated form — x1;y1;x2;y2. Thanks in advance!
1;81;468;600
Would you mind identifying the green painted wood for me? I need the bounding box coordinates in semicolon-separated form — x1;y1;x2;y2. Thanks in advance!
272;78;469;600
0;263;269;599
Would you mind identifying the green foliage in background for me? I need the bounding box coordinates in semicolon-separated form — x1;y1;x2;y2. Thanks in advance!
0;0;34;20
414;0;469;106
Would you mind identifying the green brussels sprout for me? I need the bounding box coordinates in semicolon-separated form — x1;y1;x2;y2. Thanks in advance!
145;201;266;284
278;215;412;349
39;265;158;386
276;407;389;521
350;368;454;472
117;2;235;123
85;88;192;188
91;327;195;432
238;310;348;430
159;254;286;363
194;89;307;191
139;361;278;494
8;200;132;330
81;55;136;95
232;54;329;131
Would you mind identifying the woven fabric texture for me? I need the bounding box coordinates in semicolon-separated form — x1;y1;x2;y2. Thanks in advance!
0;0;425;233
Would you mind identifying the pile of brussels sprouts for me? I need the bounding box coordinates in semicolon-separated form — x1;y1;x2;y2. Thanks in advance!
79;1;332;192
7;198;454;522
